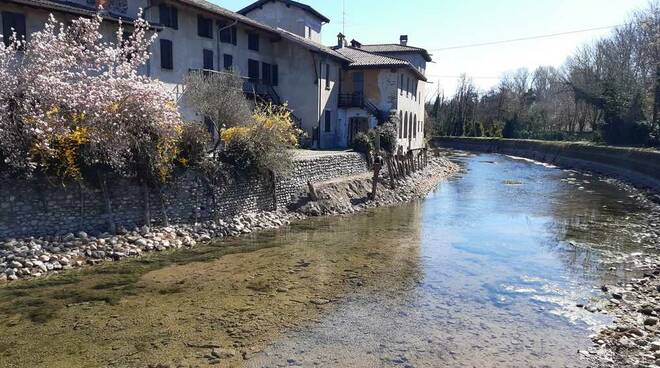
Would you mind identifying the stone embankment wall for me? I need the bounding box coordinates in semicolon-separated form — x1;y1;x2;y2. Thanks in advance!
433;137;660;192
0;152;368;239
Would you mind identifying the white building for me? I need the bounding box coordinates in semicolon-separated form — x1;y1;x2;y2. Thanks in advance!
0;0;432;151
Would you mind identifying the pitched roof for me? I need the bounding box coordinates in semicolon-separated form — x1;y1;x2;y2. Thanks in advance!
275;28;352;63
360;44;433;62
238;0;330;23
7;0;144;24
334;47;427;81
175;0;281;35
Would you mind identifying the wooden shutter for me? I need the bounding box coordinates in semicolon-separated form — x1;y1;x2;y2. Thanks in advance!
203;49;213;70
272;64;279;86
262;63;271;85
158;5;170;27
2;11;26;46
171;7;178;29
248;59;259;81
160;39;173;70
223;54;233;70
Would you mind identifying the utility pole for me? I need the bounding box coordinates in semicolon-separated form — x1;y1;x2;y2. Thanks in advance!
342;0;346;35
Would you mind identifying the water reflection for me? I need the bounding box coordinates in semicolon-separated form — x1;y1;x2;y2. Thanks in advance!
0;152;657;368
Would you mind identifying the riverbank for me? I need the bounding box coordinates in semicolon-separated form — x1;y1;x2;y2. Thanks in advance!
432;137;660;196
431;138;660;368
0;155;459;283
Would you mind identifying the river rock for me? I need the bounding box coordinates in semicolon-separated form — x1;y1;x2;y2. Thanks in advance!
644;317;658;326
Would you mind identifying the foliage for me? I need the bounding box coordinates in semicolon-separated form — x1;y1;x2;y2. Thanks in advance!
183;70;253;139
351;132;374;154
0;12;196;184
376;122;398;153
176;122;211;168
220;103;301;176
428;1;660;147
366;122;397;154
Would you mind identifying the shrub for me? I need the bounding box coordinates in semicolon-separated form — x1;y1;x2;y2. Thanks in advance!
220;103;301;176
0;12;194;185
351;132;373;154
375;123;397;153
177;122;211;168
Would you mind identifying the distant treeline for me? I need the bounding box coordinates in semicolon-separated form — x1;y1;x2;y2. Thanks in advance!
427;1;660;147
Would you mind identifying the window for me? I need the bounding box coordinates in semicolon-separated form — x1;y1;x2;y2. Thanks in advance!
406;77;410;98
399;111;403;138
262;62;272;85
248;33;259;51
272;64;279;86
2;11;26;46
413;114;417;138
158;5;178;29
404;112;408;138
203;49;213;70
325;63;330;90
198;15;213;38
305;25;312;39
160;39;173;70
220;25;237;45
248;59;259;81
324;110;332;132
223;54;233;70
400;74;404;95
413;81;417;101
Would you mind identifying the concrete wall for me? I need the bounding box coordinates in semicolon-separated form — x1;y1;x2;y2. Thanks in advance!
0;152;368;240
433;137;660;191
240;1;323;43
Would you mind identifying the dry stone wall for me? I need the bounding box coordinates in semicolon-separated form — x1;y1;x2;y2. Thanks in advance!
0;152;368;239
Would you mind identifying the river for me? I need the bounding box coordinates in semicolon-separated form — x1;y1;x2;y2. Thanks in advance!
0;151;658;368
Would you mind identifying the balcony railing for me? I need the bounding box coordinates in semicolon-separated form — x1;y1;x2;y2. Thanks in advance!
338;93;365;108
188;69;281;104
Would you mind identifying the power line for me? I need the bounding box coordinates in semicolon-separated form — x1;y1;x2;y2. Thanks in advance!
428;25;619;51
427;75;501;80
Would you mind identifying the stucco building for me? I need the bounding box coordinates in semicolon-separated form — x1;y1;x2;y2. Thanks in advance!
0;0;432;151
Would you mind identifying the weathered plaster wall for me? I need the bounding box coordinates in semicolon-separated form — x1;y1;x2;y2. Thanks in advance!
432;137;660;192
240;1;323;43
0;152;368;240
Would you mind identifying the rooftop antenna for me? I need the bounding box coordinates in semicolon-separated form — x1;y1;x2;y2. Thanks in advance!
342;0;346;34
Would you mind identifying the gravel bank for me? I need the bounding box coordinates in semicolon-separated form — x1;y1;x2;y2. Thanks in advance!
0;156;459;283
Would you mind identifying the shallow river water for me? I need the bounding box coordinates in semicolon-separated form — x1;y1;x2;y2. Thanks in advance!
1;152;658;368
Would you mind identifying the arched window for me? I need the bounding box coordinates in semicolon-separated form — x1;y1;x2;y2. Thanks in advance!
399;111;403;138
404;112;408;138
413;114;417;139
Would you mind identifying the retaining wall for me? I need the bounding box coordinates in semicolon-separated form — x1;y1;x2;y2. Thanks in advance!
432;137;660;192
0;152;368;239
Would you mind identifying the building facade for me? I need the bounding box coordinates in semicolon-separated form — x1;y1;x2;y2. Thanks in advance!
0;0;432;151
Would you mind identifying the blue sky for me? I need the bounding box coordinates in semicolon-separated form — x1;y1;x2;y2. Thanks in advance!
214;0;649;98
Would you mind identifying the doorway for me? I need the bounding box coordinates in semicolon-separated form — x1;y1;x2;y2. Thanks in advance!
348;117;369;145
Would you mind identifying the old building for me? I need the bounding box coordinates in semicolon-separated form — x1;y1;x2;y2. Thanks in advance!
0;0;432;151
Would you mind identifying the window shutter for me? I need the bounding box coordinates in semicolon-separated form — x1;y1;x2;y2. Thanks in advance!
272;64;279;86
231;26;237;45
171;7;178;29
160;39;173;70
2;11;26;46
203;49;213;70
159;5;170;27
262;63;271;85
223;54;233;70
248;59;259;81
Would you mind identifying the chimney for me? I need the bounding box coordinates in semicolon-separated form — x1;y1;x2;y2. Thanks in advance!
95;0;108;10
350;39;362;48
337;33;346;48
400;35;408;46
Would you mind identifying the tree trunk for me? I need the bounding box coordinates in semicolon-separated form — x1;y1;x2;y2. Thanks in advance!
386;156;396;189
142;181;151;227
369;159;382;200
98;174;116;234
159;189;169;226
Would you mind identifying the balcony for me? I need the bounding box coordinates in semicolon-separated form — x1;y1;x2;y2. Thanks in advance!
188;69;281;105
338;93;365;108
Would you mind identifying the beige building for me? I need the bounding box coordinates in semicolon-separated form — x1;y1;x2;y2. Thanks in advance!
0;0;432;151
